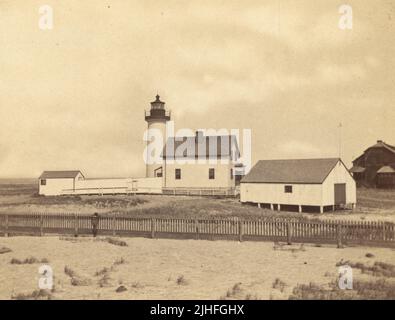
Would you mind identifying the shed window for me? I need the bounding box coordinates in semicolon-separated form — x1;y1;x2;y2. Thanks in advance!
175;169;181;180
284;185;293;193
209;168;215;180
40;179;46;186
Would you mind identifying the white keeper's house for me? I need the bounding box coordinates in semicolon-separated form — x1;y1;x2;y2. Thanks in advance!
240;158;356;213
161;131;240;195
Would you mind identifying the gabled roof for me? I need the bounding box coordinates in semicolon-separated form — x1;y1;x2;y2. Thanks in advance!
162;134;240;159
353;140;395;163
368;141;395;154
241;158;341;184
377;166;395;174
39;171;83;179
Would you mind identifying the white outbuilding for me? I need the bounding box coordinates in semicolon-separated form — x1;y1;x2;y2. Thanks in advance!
39;171;84;196
240;158;356;213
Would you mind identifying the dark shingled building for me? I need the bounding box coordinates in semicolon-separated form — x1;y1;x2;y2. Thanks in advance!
350;140;395;188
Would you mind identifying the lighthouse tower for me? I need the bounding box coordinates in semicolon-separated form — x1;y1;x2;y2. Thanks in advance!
144;94;171;178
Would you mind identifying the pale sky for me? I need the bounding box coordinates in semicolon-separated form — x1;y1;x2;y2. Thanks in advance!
0;0;394;178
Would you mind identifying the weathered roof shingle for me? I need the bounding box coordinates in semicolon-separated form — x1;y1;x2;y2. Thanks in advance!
39;171;83;179
241;158;341;184
377;166;395;174
162;134;240;159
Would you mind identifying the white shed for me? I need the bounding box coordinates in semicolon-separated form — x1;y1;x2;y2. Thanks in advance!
240;158;356;213
38;171;84;196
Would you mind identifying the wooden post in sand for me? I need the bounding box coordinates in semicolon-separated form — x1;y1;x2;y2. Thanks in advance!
151;218;156;239
40;215;43;236
74;214;79;237
337;223;343;248
5;214;9;237
195;219;200;240
112;215;116;236
238;220;244;242
287;221;292;245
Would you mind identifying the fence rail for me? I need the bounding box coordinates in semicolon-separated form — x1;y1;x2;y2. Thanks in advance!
0;213;394;248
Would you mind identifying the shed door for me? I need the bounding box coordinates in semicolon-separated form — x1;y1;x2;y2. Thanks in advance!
334;183;346;205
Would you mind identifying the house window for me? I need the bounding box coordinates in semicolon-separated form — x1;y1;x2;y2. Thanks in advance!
175;169;181;180
209;168;215;180
284;185;293;193
230;168;233;180
40;179;46;186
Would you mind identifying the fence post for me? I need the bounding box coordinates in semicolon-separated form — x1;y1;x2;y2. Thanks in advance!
74;214;79;237
287;221;292;245
5;214;9;237
112;215;116;236
195;219;199;240
151;218;156;239
40;215;43;237
239;220;243;242
337;223;343;248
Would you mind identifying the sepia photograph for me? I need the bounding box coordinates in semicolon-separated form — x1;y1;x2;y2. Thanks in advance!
0;0;395;309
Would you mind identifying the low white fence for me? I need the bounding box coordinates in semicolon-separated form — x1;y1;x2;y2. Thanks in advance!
62;177;162;195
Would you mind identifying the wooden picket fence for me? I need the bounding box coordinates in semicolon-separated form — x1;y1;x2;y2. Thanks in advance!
0;213;394;248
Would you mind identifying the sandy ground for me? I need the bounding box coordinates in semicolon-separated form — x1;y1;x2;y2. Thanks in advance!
1;236;394;300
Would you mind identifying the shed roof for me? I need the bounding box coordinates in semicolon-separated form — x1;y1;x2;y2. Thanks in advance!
350;165;366;173
241;158;341;184
39;171;83;179
377;166;395;174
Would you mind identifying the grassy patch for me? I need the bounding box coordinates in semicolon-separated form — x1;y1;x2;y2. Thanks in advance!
10;257;49;265
83;197;147;208
64;266;77;278
336;260;395;278
220;282;260;300
113;257;126;266
11;289;53;300
289;278;395;300
176;275;188;286
98;273;112;288
94;257;127;288
71;276;92;287
95;267;111;277
0;183;37;196
131;281;144;289
272;278;287;292
64;265;92;286
116;285;127;293
226;283;242;298
102;237;128;247
0;247;12;254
